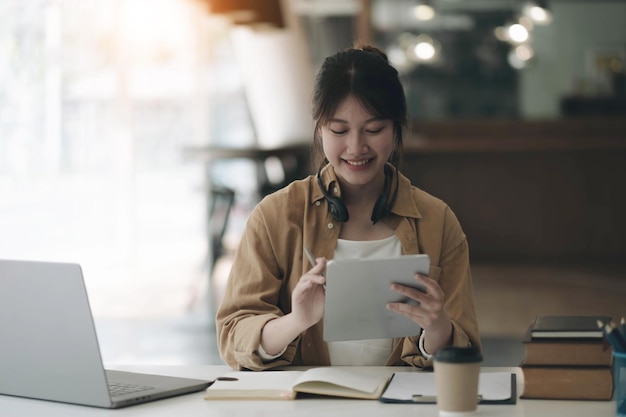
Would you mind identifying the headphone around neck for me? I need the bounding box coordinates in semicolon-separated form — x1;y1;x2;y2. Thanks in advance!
316;164;398;225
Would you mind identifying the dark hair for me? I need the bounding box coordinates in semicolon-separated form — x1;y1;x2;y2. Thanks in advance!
311;45;407;170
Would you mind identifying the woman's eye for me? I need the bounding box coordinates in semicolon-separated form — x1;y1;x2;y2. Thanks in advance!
366;127;385;134
330;129;347;135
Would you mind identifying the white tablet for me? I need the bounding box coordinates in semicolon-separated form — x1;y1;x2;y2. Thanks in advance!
323;254;430;342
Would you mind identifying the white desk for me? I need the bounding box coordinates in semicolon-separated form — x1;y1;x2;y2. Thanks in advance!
0;365;616;417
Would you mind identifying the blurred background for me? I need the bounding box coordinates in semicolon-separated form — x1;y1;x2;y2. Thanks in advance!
1;0;625;366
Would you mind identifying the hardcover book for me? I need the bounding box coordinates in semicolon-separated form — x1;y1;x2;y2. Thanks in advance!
520;366;613;400
529;315;610;339
522;338;612;366
520;315;614;401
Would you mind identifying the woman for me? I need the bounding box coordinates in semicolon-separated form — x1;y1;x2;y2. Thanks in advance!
216;45;480;371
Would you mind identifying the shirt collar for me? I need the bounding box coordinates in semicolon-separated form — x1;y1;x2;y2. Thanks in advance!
311;164;339;203
391;168;422;220
311;163;422;220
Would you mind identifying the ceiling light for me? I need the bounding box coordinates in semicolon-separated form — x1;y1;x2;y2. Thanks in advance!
523;1;552;25
508;44;534;69
517;15;534;31
515;44;534;61
507;23;530;43
494;26;508;42
388;46;410;68
415;41;436;61
408;35;440;63
414;2;435;21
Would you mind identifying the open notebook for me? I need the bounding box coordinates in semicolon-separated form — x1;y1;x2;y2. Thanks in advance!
205;367;393;400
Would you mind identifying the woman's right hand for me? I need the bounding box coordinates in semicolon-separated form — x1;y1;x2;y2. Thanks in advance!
259;258;327;357
291;257;327;329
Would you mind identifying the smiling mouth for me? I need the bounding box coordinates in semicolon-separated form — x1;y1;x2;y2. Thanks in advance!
345;159;371;166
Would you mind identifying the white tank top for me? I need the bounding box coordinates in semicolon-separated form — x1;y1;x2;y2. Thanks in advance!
327;235;402;366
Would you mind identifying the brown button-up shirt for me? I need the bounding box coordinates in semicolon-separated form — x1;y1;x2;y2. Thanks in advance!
216;164;480;370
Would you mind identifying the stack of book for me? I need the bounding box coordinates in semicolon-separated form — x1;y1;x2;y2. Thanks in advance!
520;315;614;400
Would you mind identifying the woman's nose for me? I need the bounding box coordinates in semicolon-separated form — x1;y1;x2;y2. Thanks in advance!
346;131;368;153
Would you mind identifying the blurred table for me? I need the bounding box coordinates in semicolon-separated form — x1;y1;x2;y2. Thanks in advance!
182;143;312;196
181;143;312;312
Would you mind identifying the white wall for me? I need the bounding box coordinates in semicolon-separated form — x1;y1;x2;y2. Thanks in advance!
230;26;314;148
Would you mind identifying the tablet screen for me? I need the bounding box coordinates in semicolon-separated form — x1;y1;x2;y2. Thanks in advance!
323;254;430;342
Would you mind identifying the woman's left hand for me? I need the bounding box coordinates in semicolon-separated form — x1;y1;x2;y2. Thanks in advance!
386;273;453;352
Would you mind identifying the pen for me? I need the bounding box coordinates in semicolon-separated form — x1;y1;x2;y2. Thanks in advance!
304;247;326;289
598;320;626;353
304;247;317;270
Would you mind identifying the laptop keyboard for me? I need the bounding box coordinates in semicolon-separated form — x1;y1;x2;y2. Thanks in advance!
108;381;154;396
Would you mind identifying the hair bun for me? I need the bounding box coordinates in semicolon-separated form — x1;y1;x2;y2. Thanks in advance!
354;44;388;62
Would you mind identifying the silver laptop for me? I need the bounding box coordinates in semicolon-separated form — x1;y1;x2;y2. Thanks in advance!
0;259;210;408
323;254;430;342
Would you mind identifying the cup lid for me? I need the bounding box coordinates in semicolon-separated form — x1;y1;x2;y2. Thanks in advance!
434;346;482;363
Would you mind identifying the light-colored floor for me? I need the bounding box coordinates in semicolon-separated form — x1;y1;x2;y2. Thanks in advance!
97;260;626;368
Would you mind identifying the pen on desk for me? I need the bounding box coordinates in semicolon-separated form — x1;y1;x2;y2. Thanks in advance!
598;320;626;353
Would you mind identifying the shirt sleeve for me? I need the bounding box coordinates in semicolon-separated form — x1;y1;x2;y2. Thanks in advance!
257;344;287;362
214;207;300;370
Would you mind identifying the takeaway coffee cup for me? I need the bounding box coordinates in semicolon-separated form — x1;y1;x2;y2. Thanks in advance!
433;346;483;416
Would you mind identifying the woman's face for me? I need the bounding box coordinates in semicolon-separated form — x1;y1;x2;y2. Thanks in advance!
320;95;395;189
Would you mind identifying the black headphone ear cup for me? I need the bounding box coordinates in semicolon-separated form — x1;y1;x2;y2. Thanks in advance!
370;194;387;224
327;196;349;223
371;164;394;224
